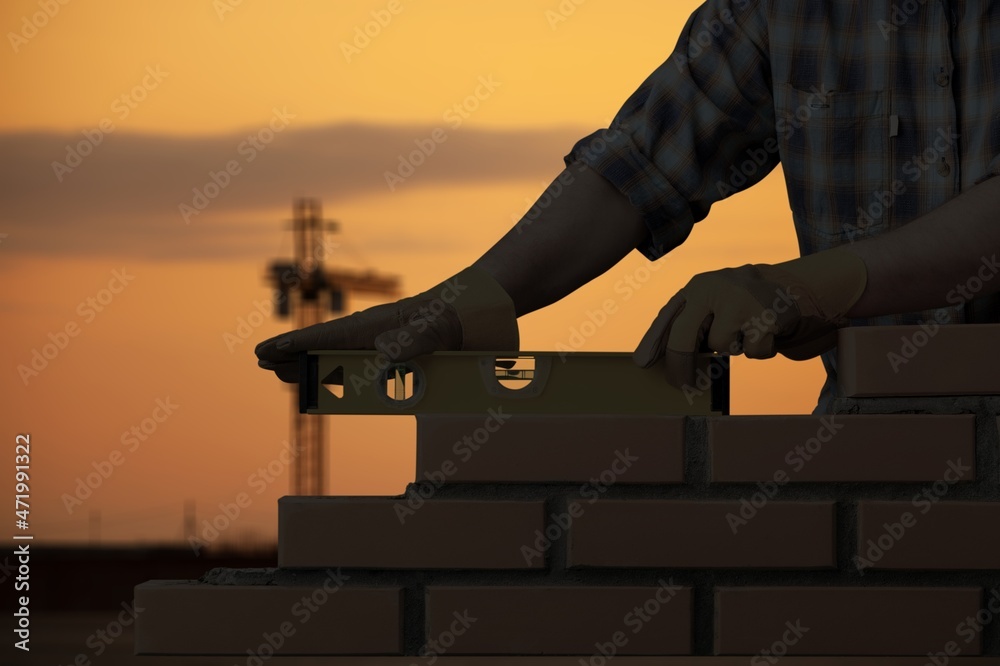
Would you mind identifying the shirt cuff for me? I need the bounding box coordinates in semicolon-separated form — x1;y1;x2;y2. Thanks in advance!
564;126;696;262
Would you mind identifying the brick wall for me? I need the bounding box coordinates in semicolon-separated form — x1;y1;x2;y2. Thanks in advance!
136;325;1000;660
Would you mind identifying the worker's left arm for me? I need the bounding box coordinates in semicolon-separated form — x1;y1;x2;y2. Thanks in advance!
635;174;1000;388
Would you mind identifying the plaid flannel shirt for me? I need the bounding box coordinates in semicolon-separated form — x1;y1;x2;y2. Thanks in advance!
566;0;1000;412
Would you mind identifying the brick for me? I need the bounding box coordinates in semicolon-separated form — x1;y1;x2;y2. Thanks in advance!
568;501;834;568
858;501;1000;569
134;581;401;655
716;587;982;655
426;586;692;654
838;324;1000;397
710;415;975;482
416;414;685;483
278;497;544;568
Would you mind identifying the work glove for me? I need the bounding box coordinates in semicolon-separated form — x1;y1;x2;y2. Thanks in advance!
633;247;868;389
255;265;519;383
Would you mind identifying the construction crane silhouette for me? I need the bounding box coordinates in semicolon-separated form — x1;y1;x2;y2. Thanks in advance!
266;198;400;495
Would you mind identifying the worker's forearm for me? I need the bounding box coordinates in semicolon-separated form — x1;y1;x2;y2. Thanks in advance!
847;175;1000;318
473;161;650;317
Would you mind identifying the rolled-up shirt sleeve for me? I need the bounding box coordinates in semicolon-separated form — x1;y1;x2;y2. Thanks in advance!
565;0;777;261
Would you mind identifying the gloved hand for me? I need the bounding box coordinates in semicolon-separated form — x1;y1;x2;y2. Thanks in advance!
255;265;519;383
633;248;868;388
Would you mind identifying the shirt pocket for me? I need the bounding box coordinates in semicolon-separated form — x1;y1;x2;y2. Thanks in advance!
774;83;890;253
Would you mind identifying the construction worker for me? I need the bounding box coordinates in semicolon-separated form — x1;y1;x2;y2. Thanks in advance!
256;0;1000;414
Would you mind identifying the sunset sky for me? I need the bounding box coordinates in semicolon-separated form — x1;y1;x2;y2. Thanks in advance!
0;0;825;544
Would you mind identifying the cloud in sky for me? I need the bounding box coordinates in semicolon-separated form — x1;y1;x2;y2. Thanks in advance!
0;122;591;261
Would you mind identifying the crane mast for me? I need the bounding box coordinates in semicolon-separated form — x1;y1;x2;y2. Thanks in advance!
266;198;400;495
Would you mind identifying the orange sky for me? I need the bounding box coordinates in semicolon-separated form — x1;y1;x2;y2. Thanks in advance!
0;0;825;545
